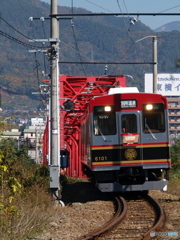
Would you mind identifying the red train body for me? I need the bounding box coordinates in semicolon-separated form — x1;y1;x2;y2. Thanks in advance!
80;89;171;192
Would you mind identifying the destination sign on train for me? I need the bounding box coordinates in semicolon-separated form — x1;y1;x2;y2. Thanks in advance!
120;100;137;108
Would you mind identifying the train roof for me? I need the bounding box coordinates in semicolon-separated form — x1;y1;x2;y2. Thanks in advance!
108;87;139;94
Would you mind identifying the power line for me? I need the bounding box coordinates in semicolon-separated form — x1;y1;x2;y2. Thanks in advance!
0;16;34;41
0;29;39;49
33;52;47;108
159;4;180;13
50;12;180;17
0;16;49;49
71;1;86;75
59;61;154;64
116;0;129;33
70;20;86;75
85;0;112;12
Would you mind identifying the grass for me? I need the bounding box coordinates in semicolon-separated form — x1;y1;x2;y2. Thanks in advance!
0;170;179;240
0;185;52;240
167;170;180;196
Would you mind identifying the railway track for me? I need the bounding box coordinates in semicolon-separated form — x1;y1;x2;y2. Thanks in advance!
75;193;165;240
74;195;127;240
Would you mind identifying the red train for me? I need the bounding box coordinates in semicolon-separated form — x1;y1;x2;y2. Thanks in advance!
81;88;171;192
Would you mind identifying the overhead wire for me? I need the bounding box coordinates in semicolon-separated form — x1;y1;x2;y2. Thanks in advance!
0;16;34;41
69;0;136;75
2;2;179;80
122;0;139;32
0;15;47;50
0;15;46;46
33;52;47;108
40;17;49;76
109;2;180;76
109;0;136;75
116;0;129;35
70;0;86;76
0;16;47;103
30;0;50;109
158;4;180;13
0;29;39;49
85;0;112;12
83;1;135;36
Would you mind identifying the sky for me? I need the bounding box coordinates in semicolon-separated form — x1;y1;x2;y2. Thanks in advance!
42;0;180;30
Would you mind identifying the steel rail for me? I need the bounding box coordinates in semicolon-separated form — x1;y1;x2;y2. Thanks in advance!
137;195;166;240
74;195;127;240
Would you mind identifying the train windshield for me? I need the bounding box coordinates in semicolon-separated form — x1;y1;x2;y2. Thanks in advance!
93;105;116;135
143;103;165;133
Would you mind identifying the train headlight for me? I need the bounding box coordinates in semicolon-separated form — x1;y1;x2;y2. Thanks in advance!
145;104;153;110
104;106;111;112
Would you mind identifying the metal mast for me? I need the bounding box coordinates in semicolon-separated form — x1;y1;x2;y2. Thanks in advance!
49;0;60;197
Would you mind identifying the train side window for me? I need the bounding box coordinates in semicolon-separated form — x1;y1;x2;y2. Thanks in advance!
93;106;116;135
143;103;165;133
121;114;137;133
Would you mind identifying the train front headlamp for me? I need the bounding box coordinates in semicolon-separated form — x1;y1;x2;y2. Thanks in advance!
145;104;153;110
104;106;111;112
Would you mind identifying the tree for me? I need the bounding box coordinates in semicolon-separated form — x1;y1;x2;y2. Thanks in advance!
170;139;180;172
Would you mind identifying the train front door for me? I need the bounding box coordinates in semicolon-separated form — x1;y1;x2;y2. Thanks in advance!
119;112;142;164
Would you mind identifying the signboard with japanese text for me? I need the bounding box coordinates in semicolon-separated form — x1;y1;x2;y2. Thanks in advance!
120;100;137;108
145;73;180;96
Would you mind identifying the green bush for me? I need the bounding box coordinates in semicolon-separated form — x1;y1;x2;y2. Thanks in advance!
170;139;180;177
0;138;51;240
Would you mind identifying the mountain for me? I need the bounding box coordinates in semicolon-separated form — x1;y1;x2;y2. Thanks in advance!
0;0;180;111
155;21;180;32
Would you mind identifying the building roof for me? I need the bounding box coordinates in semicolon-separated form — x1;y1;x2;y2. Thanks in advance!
24;129;36;133
2;132;21;136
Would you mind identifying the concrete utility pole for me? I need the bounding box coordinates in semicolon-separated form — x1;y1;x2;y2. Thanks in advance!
153;36;158;94
49;0;60;197
135;36;158;94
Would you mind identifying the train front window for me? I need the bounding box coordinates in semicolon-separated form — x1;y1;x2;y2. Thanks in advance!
143;103;165;133
93;106;116;135
121;114;137;133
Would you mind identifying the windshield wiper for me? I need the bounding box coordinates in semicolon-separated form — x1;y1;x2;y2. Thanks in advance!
145;123;157;140
97;125;107;141
97;125;113;142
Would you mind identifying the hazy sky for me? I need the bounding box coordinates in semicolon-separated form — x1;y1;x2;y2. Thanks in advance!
42;0;180;30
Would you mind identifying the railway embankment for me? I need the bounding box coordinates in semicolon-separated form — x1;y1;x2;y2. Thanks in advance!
28;177;180;240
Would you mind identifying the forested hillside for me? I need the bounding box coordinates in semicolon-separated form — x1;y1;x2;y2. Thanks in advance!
155;21;180;32
0;0;180;110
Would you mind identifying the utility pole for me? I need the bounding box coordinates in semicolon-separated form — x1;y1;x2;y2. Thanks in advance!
35;127;38;163
49;0;61;198
29;0;61;202
153;36;158;94
135;36;158;94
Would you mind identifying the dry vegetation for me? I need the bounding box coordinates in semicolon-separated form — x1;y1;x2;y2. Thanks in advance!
0;137;179;240
0;186;52;240
0;138;52;240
